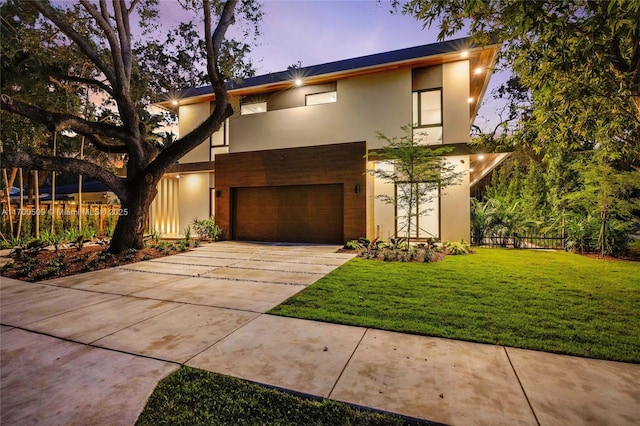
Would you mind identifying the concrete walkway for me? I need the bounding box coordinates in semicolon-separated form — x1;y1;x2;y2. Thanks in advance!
1;242;639;425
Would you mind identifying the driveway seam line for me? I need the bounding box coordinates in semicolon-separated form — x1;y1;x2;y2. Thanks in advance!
1;293;120;328
198;276;310;287
176;253;351;263
88;302;186;346
3;325;181;366
116;267;217;278
327;327;369;399
181;312;264;366
503;346;541;426
122;295;265;314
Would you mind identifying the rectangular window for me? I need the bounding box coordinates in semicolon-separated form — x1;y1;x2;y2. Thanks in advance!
240;101;267;115
305;91;337;106
396;183;439;239
412;89;443;145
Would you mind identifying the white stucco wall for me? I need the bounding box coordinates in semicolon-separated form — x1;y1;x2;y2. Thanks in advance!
440;155;471;242
371;161;396;241
228;69;412;153
443;61;471;144
178;172;210;233
178;103;211;164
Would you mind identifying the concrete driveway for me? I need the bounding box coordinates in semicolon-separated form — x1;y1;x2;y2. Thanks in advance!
1;242;354;425
2;241;639;425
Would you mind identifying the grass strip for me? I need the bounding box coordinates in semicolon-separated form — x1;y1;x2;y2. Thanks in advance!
270;248;640;363
136;366;431;425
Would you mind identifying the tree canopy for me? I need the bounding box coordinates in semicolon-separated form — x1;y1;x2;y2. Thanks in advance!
402;0;640;164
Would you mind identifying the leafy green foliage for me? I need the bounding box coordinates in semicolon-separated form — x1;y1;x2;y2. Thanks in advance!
137;367;419;426
345;237;445;263
565;156;640;255
183;225;191;244
473;147;639;256
403;0;640;163
442;240;472;255
272;249;640;363
192;215;223;241
343;240;362;250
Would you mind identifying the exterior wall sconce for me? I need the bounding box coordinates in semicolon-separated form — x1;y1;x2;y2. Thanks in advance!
355;184;361;194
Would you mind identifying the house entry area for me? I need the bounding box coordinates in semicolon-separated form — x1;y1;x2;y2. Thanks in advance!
215;142;366;245
233;184;344;244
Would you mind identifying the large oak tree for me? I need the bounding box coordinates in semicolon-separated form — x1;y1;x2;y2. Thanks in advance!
1;0;260;252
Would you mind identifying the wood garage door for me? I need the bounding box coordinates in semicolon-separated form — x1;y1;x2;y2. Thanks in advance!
232;184;344;244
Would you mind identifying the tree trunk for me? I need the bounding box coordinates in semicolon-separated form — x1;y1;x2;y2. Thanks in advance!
599;209;606;257
2;168;14;237
16;168;23;240
108;181;157;253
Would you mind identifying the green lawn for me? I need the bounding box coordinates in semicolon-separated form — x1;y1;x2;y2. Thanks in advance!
270;248;640;363
136;367;429;425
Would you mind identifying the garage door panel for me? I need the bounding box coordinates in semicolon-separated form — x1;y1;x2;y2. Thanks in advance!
233;184;344;244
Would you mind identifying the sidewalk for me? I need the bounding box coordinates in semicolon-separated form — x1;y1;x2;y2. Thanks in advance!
2;242;639;425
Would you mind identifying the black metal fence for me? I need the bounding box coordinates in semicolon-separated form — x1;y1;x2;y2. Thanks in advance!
471;232;566;250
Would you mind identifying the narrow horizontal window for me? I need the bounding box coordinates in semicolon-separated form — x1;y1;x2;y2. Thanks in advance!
240;101;267;115
305;91;337;106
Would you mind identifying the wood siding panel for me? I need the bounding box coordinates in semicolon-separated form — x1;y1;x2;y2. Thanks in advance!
215;141;366;243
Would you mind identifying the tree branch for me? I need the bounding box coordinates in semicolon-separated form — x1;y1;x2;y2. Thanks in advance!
114;0;133;85
145;0;237;178
206;0;237;103
48;74;114;97
0;152;128;203
32;1;117;86
80;0;143;170
128;0;142;14
85;135;130;154
1;95;133;149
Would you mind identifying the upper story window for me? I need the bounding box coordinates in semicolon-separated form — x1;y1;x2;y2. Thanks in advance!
305;91;337;106
412;89;442;145
240;101;267;115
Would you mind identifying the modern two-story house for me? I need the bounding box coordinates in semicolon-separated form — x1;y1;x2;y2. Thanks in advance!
152;37;500;245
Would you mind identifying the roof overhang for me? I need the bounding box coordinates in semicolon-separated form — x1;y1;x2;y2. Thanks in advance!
157;37;500;119
470;152;511;188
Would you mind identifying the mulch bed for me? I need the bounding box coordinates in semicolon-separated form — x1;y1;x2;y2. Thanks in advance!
1;244;184;282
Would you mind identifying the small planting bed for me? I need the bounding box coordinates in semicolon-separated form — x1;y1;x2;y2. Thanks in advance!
0;241;190;282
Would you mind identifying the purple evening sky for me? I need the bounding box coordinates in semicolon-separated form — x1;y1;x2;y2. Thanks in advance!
157;0;509;130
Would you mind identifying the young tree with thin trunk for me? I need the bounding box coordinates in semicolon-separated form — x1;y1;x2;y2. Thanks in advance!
566;155;640;257
1;0;261;253
370;125;464;247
